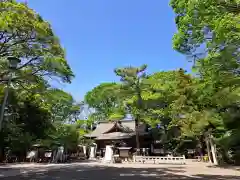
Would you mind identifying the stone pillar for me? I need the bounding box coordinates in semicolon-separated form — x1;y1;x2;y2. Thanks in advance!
102;145;113;163
83;146;87;156
89;146;96;159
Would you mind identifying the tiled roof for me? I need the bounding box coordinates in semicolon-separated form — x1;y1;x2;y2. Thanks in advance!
84;120;147;138
84;122;115;138
95;132;135;140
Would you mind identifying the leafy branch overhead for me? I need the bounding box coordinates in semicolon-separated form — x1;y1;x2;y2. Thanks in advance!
0;1;82;157
0;1;74;84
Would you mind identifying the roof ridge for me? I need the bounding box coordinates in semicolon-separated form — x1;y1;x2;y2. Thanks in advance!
98;119;134;123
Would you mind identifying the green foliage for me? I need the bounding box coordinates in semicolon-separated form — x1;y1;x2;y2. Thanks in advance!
114;65;148;115
85;82;124;121
0;0;74;84
114;65;148;150
44;89;81;123
49;124;80;150
170;0;240;56
0;1;82;161
0;88;84;155
1;91;53;153
86;64;238;163
171;0;240;164
108;113;125;121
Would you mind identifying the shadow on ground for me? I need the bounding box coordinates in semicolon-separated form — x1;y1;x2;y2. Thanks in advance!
207;165;240;171
1;163;240;180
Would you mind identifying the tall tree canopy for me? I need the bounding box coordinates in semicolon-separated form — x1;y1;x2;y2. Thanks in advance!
0;1;84;161
85;82;124;121
0;0;74;85
171;0;240;164
44;89;81;123
114;65;148;151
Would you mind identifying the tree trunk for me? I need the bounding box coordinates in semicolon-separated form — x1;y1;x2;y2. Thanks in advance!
135;116;140;155
197;137;204;157
209;134;218;165
205;137;213;163
0;134;4;162
163;126;167;155
0;147;3;162
136;86;142;155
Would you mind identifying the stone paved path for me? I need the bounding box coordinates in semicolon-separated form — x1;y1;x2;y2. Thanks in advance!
0;162;239;180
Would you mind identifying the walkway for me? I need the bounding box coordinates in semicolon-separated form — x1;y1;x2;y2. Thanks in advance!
0;162;239;179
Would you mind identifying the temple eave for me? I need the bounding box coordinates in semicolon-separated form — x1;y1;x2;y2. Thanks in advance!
95;132;135;140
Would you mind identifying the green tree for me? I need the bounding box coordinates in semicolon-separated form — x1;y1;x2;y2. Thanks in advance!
0;1;74;84
171;0;240;165
44;89;81;123
85;83;124;121
0;89;53;161
141;69;192;154
114;64;147;152
0;1;80;162
170;0;239;62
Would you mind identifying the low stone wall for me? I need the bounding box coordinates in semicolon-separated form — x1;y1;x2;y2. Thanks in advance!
133;156;186;164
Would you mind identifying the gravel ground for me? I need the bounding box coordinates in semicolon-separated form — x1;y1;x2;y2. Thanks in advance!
0;161;239;180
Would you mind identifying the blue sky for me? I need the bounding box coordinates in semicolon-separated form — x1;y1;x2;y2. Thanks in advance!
26;0;192;101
